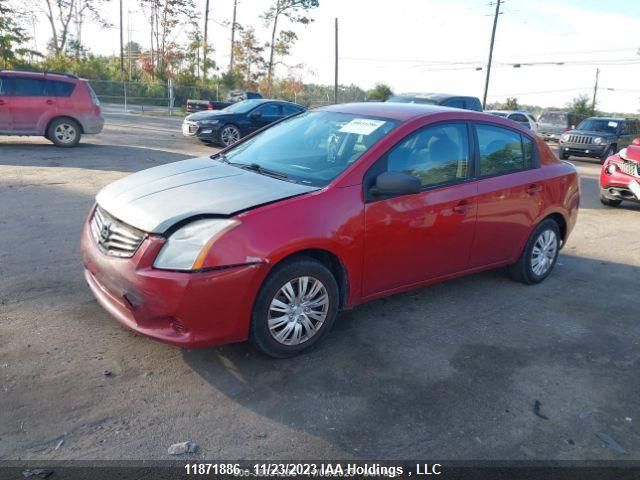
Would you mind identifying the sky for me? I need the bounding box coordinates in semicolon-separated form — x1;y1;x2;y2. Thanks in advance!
26;0;640;113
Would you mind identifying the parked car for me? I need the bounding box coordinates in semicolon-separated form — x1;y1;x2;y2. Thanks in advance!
0;69;103;147
185;99;231;114
226;90;263;103
486;110;538;133
82;102;579;357
538;111;586;142
600;137;640;207
558;117;640;162
386;93;483;112
182;99;305;147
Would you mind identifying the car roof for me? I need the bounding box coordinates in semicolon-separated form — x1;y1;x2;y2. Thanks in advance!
393;92;475;101
316;101;486;121
586;116;627;122
488;110;533;115
0;69;79;81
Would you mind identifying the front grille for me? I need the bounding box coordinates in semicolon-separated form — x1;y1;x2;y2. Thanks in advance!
567;135;593;145
90;206;146;258
619;160;640;177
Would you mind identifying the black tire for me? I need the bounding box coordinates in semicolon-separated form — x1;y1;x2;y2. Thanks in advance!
600;194;622;207
560;151;569;160
508;219;561;285
249;257;339;358
218;124;241;147
47;117;81;147
601;145;615;164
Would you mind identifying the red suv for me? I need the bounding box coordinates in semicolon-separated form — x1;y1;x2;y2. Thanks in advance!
82;103;580;357
0;70;104;147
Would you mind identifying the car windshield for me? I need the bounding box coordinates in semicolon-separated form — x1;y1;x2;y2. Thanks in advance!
539;112;566;124
577;119;619;133
387;96;437;105
223;99;264;114
216;111;399;187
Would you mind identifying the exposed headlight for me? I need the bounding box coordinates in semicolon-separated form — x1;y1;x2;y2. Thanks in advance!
153;219;239;271
199;119;220;126
560;134;570;142
606;163;618;175
593;137;603;145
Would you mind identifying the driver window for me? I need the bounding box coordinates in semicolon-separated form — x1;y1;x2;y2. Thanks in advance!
255;103;281;117
386;123;470;187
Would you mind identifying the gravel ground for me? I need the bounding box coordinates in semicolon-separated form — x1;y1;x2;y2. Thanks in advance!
1;115;640;461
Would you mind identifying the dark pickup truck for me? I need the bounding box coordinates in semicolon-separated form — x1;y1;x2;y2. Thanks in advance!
185;100;231;114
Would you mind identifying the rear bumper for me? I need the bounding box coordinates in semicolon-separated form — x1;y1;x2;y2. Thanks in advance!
83;115;104;134
81;216;268;348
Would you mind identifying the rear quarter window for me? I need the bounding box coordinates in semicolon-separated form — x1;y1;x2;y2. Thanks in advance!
46;80;76;97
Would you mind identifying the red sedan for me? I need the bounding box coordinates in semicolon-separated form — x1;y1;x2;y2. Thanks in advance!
600;138;640;207
81;103;580;357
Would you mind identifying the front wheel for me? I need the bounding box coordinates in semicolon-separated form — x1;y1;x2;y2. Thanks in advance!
250;258;339;358
218;124;241;147
48;118;81;147
601;145;615;164
508;219;561;285
560;151;569;160
600;194;622;207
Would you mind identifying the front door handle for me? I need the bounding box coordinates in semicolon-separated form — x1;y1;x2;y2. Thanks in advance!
452;200;470;214
527;184;543;195
0;99;6;106
46;99;55;105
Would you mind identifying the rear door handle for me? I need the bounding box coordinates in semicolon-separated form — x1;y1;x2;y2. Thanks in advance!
46;99;55;105
527;184;543;195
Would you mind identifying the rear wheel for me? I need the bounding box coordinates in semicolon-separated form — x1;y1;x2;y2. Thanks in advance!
250;257;339;358
600;194;622;207
47;118;81;147
509;219;561;285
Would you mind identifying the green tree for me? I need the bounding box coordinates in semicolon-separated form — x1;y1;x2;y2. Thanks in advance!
504;97;518;110
367;83;393;101
0;2;34;68
232;26;267;90
262;0;319;96
566;93;595;116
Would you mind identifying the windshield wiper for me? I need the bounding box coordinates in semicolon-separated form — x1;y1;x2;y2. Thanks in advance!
239;163;290;180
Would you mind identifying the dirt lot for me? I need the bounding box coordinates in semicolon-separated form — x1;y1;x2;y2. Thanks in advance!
1;113;640;461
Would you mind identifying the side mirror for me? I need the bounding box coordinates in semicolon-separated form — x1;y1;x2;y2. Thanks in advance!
249;111;262;119
371;171;421;197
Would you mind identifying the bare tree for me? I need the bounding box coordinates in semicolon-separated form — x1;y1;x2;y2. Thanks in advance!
262;0;319;96
40;0;109;55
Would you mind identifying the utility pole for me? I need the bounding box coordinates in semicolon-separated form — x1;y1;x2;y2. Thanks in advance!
119;0;124;72
482;0;501;109
591;67;599;114
334;18;338;104
203;0;210;80
229;0;238;71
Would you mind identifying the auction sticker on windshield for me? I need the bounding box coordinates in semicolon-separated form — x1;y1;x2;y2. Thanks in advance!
339;118;386;135
608;121;618;128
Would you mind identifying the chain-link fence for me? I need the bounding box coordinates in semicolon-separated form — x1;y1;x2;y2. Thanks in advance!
88;79;367;115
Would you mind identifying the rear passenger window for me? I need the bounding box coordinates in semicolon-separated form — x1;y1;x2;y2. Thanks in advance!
477;124;534;176
13;78;46;96
282;104;302;116
47;80;75;97
444;99;465;109
386;123;470;187
509;113;528;123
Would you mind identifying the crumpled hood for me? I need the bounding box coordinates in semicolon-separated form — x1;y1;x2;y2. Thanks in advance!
95;157;318;233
